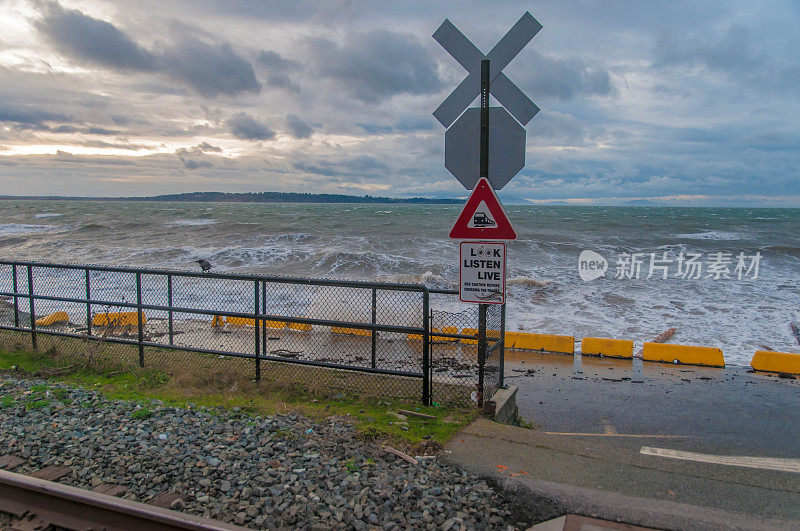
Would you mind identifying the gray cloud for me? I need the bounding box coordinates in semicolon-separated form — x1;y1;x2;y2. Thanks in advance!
307;30;443;103
35;1;156;71
175;142;222;156
34;2;259;98
256;50;301;91
12;122;122;135
0;106;71;125
286;114;313;139
257;50;297;70
654;25;759;74
293;155;388;178
227;112;275;140
653;24;800;95
514;51;615;101
180;158;213;170
160;33;261;98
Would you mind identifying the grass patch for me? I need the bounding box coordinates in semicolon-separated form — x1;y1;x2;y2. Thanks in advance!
0;343;476;450
130;407;153;420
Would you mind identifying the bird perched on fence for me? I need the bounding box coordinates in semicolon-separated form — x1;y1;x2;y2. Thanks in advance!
196;259;212;272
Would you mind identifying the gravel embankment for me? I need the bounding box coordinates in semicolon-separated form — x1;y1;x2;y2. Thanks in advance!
0;377;522;529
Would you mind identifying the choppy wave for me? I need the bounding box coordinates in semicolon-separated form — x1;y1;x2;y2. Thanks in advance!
166;219;217;226
507;276;551;288
34;213;62;218
761;245;800;257
676;230;749;240
0;224;54;235
74;223;106;233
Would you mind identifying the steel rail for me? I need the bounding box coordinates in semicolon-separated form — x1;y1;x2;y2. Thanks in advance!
0;290;425;335
0;259;427;292
0;469;246;531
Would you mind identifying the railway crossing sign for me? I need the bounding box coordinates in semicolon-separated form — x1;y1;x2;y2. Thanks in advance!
433;12;541;128
434;12;541;190
450;178;517;240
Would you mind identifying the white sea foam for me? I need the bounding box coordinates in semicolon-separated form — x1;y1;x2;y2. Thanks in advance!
34;213;62;218
676;230;749;240
0;223;54;235
166;219;217;226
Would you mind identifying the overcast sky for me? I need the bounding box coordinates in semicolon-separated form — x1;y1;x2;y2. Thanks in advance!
1;0;798;206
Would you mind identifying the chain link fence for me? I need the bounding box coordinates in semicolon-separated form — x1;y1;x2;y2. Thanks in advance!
0;261;504;406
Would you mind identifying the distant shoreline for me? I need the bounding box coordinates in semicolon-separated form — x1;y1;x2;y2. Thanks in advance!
0;191;461;205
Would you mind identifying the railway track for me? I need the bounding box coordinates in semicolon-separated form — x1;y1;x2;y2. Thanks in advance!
0;468;246;531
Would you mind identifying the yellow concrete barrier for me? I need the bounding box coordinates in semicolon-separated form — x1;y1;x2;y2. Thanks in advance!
92;311;145;327
226;316;286;329
502;331;520;348
751;350;800;374
332;326;372;337
461;328;478;345
581;337;633;359
642;342;724;367
514;333;574;354
433;326;459;342
211;315;224;327
35;311;69;327
458;329;518;346
288;322;312;332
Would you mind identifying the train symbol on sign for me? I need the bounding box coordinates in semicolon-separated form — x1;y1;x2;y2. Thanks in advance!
473;212;495;227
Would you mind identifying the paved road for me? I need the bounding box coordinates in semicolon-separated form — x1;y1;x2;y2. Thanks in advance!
445;352;800;529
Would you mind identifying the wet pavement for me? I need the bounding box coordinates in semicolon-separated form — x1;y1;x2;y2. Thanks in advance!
448;351;800;527
508;350;800;456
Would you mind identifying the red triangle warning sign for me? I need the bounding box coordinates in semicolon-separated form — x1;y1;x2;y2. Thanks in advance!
450;178;517;240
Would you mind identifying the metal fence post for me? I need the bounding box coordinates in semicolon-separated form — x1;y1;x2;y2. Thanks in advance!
167;273;174;346
85;269;92;337
477;303;487;407
136;272;144;367
422;289;431;406
12;264;19;328
261;281;266;359
254;280;261;382
26;265;36;350
371;288;377;368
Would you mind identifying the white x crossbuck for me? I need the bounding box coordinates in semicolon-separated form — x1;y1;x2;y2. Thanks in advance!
433;11;542;128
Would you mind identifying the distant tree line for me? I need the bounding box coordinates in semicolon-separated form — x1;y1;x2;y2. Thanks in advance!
0;191;461;204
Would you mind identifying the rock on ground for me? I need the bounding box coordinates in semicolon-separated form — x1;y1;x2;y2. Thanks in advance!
0;377;527;529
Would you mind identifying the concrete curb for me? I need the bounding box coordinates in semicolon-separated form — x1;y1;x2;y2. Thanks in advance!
484;385;518;424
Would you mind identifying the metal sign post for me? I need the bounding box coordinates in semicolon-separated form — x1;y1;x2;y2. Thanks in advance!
480;59;490;180
435;12;542;400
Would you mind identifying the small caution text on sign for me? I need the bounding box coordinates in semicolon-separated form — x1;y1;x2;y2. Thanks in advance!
460;241;506;304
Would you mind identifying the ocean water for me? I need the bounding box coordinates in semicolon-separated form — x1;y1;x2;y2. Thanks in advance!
0;199;798;365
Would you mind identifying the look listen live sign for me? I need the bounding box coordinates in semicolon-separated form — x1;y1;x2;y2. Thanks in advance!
460;242;506;304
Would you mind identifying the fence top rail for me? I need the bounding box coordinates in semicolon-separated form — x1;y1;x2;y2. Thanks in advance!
0;260;430;294
429;288;458;295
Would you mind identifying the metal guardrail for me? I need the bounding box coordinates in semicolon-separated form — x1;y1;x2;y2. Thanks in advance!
0;260;505;405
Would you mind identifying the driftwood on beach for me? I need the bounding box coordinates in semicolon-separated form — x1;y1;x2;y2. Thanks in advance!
791;322;800;347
